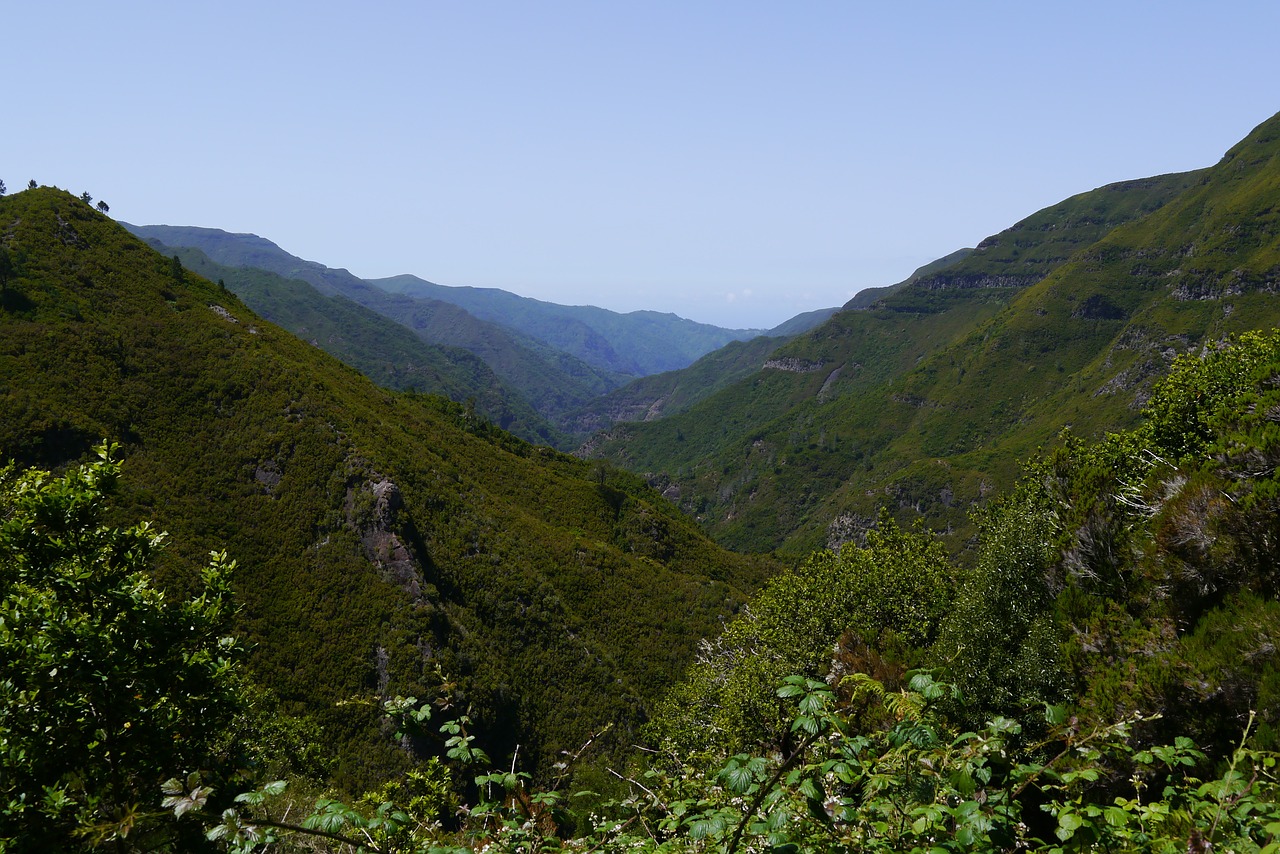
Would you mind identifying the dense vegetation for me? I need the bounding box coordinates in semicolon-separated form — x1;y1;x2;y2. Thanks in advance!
147;241;564;445
0;188;773;794
7;331;1280;851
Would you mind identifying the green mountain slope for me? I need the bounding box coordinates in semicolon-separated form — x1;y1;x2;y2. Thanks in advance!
2;189;774;785
763;305;841;336
565;335;791;436
123;225;629;425
843;248;974;309
142;241;563;445
374;274;767;376
587;135;1255;555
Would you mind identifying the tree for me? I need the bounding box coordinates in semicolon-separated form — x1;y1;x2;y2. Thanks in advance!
79;191;92;205
0;445;245;851
27;180;36;190
0;179;6;196
96;200;110;215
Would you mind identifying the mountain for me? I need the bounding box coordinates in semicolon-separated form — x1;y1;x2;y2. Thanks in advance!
843;248;973;310
763;305;842;337
122;225;630;427
141;240;564;445
2;189;775;785
586;115;1280;557
565;335;790;436
373;274;767;376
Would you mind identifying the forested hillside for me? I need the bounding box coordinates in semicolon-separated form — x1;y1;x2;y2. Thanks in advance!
123;225;632;428
149;242;564;445
9;326;1280;852
588;117;1280;557
0;188;774;793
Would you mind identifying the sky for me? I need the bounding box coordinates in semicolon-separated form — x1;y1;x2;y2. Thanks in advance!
4;2;1280;329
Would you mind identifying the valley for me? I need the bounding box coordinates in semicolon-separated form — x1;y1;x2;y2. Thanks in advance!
4;110;1280;852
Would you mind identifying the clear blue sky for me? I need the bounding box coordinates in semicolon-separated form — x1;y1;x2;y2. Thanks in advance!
5;2;1279;328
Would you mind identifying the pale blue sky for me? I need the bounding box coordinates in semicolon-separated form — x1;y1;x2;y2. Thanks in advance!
5;2;1279;328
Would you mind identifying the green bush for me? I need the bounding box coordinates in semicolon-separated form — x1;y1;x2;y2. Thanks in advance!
0;445;245;851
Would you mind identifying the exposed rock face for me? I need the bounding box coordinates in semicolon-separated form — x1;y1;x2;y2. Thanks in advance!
346;475;428;602
254;460;282;494
827;512;875;551
209;304;238;323
762;357;827;373
913;273;1042;290
817;365;845;402
55;214;89;248
1167;265;1280;301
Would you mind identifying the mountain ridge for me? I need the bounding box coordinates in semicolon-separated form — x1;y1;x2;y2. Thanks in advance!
373;273;772;376
585;114;1278;556
140;240;565;445
3;189;775;784
122;224;631;425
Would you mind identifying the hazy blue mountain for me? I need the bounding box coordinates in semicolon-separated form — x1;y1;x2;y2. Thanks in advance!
123;225;628;424
372;274;766;376
144;240;565;445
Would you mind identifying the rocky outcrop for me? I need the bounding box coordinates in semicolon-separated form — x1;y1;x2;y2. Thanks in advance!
346;474;428;602
913;273;1042;290
762;357;827;373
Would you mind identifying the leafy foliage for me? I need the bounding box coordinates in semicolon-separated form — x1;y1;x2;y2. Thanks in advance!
166;675;1280;853
0;445;244;851
650;515;952;757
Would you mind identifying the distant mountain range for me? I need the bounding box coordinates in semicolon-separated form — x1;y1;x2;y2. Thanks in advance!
124;224;838;443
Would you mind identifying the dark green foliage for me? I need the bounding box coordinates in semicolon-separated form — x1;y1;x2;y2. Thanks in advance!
647;330;1280;788
0;189;776;788
0;447;243;851
933;482;1065;716
650;515;951;756
1048;331;1280;751
147;241;564;446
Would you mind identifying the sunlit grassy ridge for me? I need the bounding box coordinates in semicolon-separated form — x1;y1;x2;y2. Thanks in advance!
589;114;1280;557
